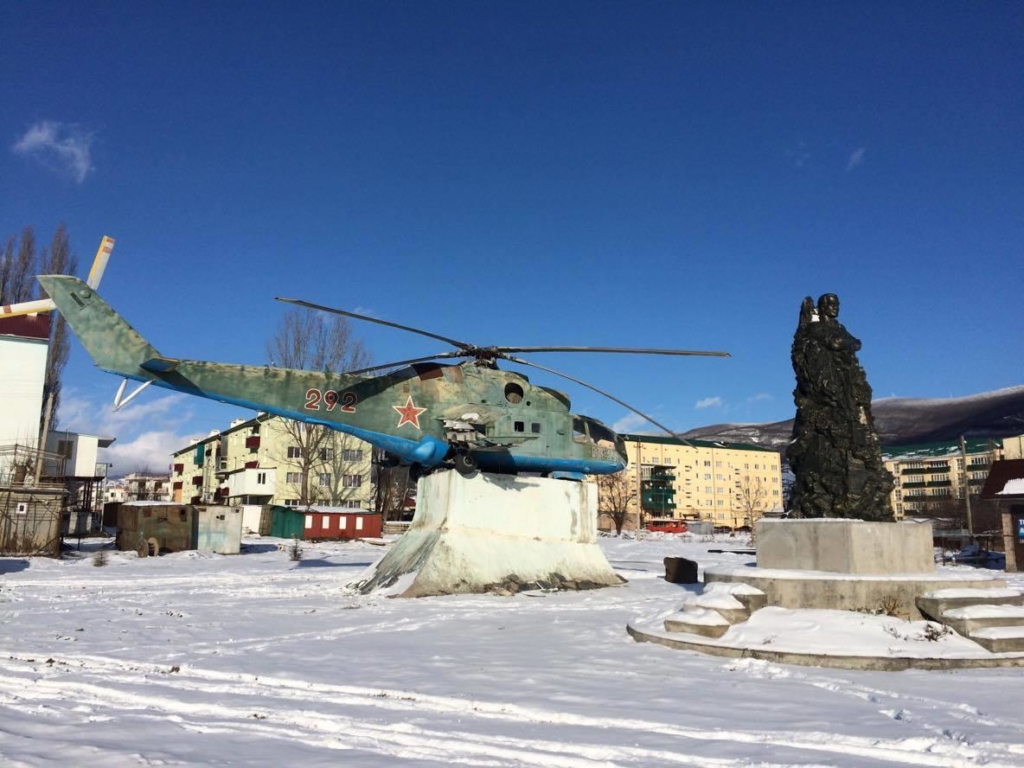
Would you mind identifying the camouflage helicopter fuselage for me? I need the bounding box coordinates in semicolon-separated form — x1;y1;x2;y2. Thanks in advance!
39;275;626;476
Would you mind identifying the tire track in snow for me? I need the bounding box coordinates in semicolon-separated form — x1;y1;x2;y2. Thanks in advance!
0;652;1020;767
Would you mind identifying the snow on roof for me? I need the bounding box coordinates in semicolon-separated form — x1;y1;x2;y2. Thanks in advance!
998;478;1024;496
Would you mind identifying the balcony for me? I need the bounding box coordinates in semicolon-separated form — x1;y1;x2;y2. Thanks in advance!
222;467;276;498
245;436;261;449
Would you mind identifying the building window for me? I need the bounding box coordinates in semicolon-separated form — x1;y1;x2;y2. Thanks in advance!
285;499;299;507
286;472;301;484
287;446;302;459
704;473;711;480
57;440;73;458
257;472;266;484
319;473;331;488
320;448;334;461
356;517;364;531
531;423;541;434
343;449;363;462
304;515;312;529
343;474;363;488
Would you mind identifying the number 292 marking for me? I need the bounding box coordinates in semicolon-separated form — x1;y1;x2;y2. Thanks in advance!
304;388;357;413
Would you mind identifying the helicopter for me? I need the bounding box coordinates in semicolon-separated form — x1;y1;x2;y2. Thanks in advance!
36;270;729;478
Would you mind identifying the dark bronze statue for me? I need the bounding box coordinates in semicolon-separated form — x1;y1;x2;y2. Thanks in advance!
786;293;894;520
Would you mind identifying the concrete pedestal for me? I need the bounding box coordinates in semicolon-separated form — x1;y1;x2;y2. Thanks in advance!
756;518;935;574
351;471;623;597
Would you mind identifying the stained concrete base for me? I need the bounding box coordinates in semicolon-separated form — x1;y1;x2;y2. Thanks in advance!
350;471;623;597
704;565;1005;620
756;518;934;574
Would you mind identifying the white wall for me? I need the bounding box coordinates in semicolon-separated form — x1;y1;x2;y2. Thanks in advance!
0;335;48;451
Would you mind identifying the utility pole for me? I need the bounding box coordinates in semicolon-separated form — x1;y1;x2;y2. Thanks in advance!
960;435;974;540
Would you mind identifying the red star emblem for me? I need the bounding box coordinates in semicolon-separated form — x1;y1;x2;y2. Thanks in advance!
393;395;427;429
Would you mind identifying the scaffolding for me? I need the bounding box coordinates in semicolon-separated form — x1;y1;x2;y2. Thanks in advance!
0;443;68;556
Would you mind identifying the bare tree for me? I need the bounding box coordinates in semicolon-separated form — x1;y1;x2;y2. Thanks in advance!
266;308;369;508
0;227;37;304
38;224;78;430
369;449;412;521
736;475;769;539
597;471;636;535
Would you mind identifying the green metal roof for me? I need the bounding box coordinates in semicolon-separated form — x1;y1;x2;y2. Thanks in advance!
620;433;777;453
882;437;1002;461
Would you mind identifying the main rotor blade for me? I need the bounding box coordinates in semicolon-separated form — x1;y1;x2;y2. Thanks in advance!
345;351;468;376
502;355;689;443
276;298;473;350
493;346;730;357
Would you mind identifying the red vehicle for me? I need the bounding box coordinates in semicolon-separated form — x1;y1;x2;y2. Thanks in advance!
645;518;689;534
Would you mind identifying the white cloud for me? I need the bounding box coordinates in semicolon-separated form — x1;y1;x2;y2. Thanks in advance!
747;393;773;403
612;412;648;433
11;121;95;183
695;396;723;410
846;147;866;171
102;430;202;475
57;391;202;475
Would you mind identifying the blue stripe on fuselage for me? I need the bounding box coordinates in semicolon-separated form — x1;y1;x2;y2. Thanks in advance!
104;370;450;467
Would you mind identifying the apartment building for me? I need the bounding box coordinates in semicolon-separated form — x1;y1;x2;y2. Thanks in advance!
617;434;784;530
882;438;1005;519
170;414;373;510
124;472;172;502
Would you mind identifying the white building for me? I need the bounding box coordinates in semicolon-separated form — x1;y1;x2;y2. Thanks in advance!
42;431;116;480
0;314;50;478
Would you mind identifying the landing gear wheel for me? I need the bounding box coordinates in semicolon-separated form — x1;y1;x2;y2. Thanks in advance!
454;452;478;476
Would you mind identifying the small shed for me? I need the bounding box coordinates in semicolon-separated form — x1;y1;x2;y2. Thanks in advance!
194;505;243;555
117;502;193;556
268;505;305;539
301;506;382;540
981;459;1024;572
0;485;66;556
116;502;243;556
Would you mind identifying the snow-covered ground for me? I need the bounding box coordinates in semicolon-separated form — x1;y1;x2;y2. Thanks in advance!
2;535;1024;767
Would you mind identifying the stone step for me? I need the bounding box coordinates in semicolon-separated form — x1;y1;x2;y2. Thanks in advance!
682;592;749;624
663;608;730;638
701;581;768;615
940;604;1024;637
968;626;1024;654
916;588;1024;622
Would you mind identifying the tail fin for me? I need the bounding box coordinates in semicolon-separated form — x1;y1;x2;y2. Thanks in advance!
1;236;115;320
36;275;164;379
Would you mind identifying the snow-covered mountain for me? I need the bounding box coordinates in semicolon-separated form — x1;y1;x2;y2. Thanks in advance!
680;385;1024;450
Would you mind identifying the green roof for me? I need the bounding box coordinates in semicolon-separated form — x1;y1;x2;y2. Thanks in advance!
620;433;777;453
882;437;1002;462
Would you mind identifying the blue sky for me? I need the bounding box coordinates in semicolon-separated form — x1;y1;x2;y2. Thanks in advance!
2;2;1021;473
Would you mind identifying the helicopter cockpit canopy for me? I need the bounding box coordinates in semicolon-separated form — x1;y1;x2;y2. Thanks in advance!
572;415;627;455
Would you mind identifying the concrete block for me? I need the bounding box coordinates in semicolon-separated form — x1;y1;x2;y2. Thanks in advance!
756;519;934;575
351;471;622;597
706;566;1006;620
664;556;699;584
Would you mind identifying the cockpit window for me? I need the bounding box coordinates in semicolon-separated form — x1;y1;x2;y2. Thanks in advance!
586;419;616;446
572;417;588;443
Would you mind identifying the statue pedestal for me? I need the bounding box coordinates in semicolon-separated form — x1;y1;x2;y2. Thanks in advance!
351;471;622;597
756;518;934;574
704;519;1003;620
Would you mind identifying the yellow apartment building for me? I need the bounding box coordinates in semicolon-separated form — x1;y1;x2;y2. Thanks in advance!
170;414;373;509
882;438;1005;519
616;433;784;530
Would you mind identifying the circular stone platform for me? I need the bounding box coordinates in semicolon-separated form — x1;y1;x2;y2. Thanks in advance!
627;607;1024;671
703;565;1005;620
